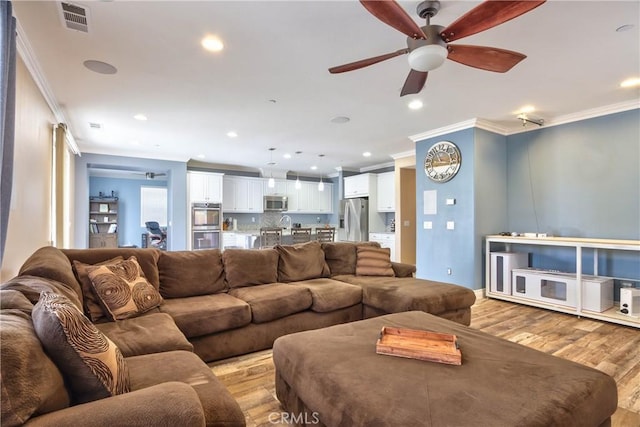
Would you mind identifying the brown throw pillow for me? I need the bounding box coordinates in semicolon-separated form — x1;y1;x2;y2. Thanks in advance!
73;257;124;323
355;246;394;277
32;292;130;405
87;256;163;321
276;241;330;282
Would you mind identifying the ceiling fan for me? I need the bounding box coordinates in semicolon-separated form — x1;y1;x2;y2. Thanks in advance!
133;172;167;180
329;0;546;96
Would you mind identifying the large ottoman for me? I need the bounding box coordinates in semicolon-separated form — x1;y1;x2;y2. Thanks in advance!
273;311;617;427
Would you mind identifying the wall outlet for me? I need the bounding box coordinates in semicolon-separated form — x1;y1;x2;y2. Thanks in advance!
251;217;255;223
423;221;432;229
447;268;452;275
446;198;456;205
446;221;455;230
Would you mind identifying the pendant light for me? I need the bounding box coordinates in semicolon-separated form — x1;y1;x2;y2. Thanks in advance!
295;172;302;189
267;148;276;188
317;154;325;192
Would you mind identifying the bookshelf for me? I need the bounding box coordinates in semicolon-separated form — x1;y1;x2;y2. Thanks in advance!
89;197;118;248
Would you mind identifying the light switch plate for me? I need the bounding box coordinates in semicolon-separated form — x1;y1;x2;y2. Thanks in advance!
446;221;455;230
423;221;432;229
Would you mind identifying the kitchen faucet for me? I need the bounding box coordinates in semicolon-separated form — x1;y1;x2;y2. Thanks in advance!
279;214;292;229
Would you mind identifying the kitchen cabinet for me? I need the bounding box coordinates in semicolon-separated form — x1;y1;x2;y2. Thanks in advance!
223;176;264;213
189;171;223;203
370;232;396;262
264;179;287;195
344;173;375;198
376;172;395;212
286;181;333;213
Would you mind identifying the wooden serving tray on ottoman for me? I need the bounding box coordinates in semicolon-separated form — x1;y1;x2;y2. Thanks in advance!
376;326;462;365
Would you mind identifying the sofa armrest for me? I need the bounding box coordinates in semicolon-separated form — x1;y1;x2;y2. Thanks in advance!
391;262;416;278
24;382;206;427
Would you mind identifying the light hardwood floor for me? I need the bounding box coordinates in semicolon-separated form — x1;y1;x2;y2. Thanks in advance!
210;299;640;427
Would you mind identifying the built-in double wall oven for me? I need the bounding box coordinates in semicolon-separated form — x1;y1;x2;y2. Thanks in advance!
191;202;221;250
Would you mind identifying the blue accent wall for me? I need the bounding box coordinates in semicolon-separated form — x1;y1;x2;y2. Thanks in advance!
74;154;188;250
415;109;640;291
506;109;640;239
89;177;167;247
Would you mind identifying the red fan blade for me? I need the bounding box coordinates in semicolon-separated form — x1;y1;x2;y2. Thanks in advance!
360;0;426;39
329;49;408;74
441;1;546;42
400;69;428;96
447;44;526;72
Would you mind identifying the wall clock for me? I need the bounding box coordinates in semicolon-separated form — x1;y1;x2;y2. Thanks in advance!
424;141;461;183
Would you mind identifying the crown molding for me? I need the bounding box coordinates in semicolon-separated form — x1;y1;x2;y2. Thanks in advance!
506;99;640;135
408;118;508;142
360;161;395;173
15;18;81;155
390;149;416;160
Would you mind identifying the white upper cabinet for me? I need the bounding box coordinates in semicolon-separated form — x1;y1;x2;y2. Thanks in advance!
189;171;223;203
264;179;287;195
376;171;395;212
286;181;333;213
344;173;375;198
223;176;264;213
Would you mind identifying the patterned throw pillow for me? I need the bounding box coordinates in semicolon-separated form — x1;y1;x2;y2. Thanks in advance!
32;292;130;404
355;246;395;277
87;256;163;321
72;257;124;323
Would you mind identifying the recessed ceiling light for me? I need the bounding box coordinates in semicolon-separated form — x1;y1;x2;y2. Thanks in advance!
133;114;147;121
408;100;423;110
201;35;224;52
620;77;640;88
197;154;205;159
226;131;238;138
283;153;292;159
310;165;318;170
83;60;117;75
363;152;372;157
517;105;536;114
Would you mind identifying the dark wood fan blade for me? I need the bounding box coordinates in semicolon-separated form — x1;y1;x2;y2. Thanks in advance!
329;49;408;74
441;1;546;42
447;44;526;72
360;0;426;39
400;69;428;96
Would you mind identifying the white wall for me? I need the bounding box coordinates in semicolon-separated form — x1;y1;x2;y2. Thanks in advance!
1;57;57;280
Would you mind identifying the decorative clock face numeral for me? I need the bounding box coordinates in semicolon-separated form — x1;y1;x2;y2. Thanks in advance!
424;141;461;183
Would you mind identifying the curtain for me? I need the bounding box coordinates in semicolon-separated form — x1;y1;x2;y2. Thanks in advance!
0;1;16;265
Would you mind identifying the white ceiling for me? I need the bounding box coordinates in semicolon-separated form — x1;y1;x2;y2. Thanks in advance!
12;0;640;178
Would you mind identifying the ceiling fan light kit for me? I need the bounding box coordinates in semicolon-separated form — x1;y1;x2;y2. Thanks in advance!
330;0;546;96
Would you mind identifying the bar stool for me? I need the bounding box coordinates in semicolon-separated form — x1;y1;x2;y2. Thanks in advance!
291;227;312;244
260;227;282;248
315;227;335;243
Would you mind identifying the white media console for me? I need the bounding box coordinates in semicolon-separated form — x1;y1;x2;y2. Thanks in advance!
485;235;640;328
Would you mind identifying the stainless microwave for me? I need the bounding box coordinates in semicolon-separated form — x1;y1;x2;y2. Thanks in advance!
264;195;288;212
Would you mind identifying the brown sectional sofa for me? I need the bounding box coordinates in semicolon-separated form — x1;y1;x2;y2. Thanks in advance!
1;241;476;426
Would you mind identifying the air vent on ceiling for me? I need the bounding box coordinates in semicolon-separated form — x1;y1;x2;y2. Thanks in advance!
88;122;102;129
59;2;90;33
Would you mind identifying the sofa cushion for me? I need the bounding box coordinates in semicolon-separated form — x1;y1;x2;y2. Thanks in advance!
322;241;380;276
229;283;312;323
0;275;82;310
63;248;161;289
356;246;394;277
1;292;70;427
223;248;279;288
126;350;245;427
73;257;124;322
158;249;226;298
159;294;251;338
32;292;130;405
96;312;193;357
275;241;330;282
18;246;82;303
289;278;362;313
86;256;163;321
335;275;476;316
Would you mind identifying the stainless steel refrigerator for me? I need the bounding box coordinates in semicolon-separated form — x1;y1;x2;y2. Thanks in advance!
339;198;368;241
